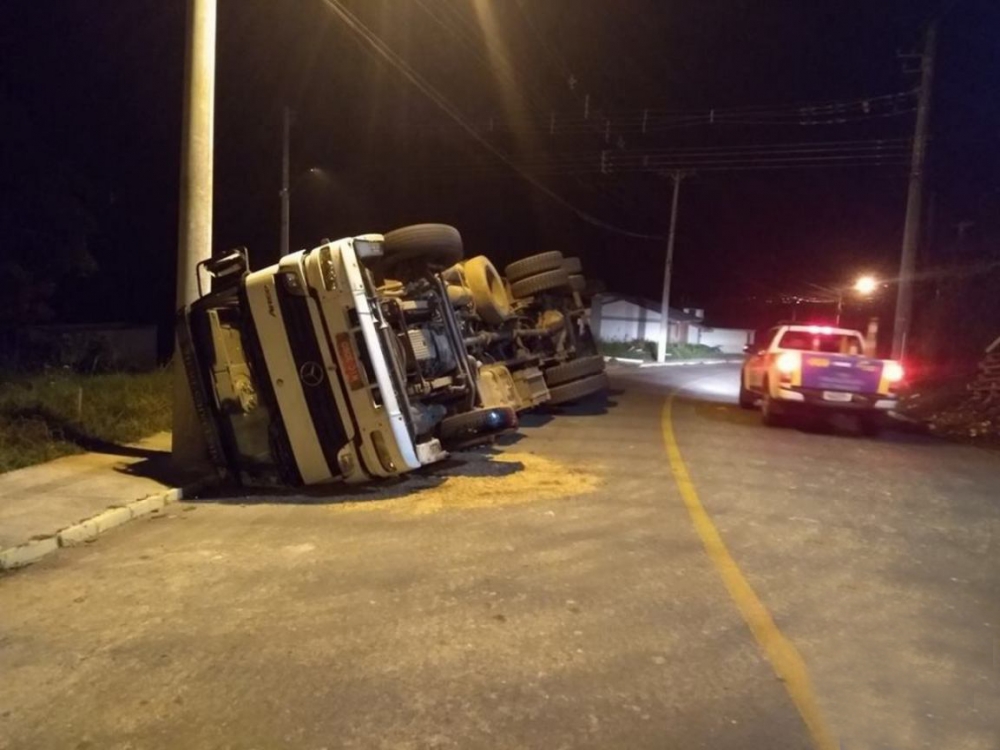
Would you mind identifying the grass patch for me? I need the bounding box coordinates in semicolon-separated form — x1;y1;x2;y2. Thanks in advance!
597;338;656;360
0;368;173;474
597;339;723;361
662;342;723;359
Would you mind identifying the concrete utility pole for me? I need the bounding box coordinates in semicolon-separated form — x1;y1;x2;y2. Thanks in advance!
280;106;291;257
892;21;938;360
173;0;216;468
657;171;685;363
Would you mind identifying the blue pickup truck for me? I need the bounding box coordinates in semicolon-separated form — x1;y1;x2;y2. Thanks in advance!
739;324;905;435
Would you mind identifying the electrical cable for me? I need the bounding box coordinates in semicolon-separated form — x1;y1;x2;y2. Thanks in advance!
320;0;669;240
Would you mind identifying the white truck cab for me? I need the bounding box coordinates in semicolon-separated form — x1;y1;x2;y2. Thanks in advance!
177;228;516;488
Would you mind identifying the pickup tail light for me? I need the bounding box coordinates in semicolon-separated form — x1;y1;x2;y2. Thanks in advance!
884;361;904;384
776;352;799;382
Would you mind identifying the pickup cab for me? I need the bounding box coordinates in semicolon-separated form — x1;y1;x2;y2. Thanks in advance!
739;324;904;434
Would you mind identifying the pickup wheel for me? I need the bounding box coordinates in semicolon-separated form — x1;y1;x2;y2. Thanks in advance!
546;372;608;405
510;268;571;299
760;378;785;427
761;395;782;426
544;355;605;387
738;376;756;410
382;224;464;268
505;251;565;282
859;413;885;438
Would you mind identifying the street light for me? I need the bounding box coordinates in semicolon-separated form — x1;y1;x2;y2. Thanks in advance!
280;165;327;257
835;275;880;326
807;275;881;326
853;275;878;296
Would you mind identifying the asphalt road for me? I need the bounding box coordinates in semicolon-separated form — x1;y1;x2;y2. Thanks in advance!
2;363;998;750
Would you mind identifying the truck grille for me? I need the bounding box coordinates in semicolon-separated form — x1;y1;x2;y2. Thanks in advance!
274;286;350;478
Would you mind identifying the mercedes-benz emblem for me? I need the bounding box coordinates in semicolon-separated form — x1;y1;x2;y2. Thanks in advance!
299;361;325;387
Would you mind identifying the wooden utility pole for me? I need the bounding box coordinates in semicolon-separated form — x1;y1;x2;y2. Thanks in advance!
173;0;216;468
657;171;685;363
892;21;938;360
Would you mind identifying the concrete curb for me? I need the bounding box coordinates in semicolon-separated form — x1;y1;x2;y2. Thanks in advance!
604;356;741;369
0;482;209;572
638;358;738;368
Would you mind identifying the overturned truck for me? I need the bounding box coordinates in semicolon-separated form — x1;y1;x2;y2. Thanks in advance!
177;224;607;487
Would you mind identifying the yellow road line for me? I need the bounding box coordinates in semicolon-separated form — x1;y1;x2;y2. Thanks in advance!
661;393;838;750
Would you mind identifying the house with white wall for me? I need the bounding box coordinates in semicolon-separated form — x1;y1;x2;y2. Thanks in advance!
590;294;755;354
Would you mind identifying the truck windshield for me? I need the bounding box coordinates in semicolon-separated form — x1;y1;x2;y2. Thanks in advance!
778;331;864;354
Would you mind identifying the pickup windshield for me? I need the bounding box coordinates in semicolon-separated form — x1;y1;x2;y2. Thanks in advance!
778;331;865;354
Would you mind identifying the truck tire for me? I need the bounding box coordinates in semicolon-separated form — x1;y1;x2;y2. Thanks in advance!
505;251;564;282
568;274;586;294
510;268;570;299
438;407;518;450
383;224;464;267
544;355;605;387
562;256;583;275
546;373;608;405
463;256;512;326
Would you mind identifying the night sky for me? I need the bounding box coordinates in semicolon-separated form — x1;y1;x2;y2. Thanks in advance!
3;0;998;355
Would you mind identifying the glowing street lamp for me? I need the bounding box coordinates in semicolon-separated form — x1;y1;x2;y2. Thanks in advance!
835;275;880;325
853;275;878;296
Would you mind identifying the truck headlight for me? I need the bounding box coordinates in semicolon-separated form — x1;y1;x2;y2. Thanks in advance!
280;270;306;295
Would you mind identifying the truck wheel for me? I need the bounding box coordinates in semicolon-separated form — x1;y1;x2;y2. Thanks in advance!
462;256;512;326
546;372;608;405
383;224;464;267
562;256;583;275
438;407;518;450
505;251;564;282
510;268;570;299
544;355;605;387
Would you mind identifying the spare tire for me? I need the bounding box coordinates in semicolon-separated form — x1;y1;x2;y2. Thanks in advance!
505;251;564;283
510;268;570;299
562;256;583;275
543;355;605;387
463;256;512;326
383;224;464;267
546;373;608;405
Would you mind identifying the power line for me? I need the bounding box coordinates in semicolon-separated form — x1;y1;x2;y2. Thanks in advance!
411;0;650;220
427;139;912;175
320;0;668;240
412;89;919;136
427;159;910;178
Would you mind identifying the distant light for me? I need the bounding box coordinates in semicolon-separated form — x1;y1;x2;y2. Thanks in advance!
854;275;878;295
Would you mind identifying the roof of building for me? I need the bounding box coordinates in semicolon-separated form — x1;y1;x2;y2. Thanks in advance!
594;293;702;322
